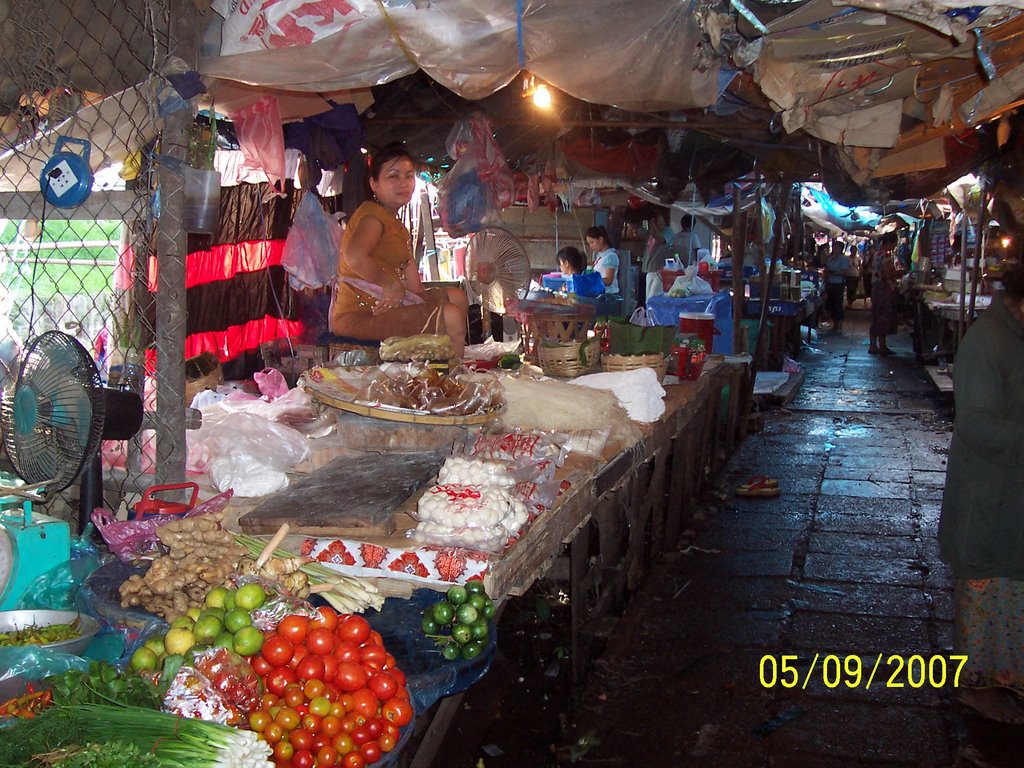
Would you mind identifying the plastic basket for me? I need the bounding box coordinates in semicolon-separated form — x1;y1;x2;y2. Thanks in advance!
602;352;668;380
537;339;601;378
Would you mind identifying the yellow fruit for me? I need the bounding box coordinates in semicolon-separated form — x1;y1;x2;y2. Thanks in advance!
169;616;194;630
205;587;229;609
186;607;202;622
164;627;196;656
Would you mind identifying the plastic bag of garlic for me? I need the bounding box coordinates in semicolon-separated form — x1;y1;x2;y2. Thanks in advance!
412;482;530;552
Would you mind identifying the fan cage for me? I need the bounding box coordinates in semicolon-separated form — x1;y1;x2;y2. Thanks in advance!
1;331;105;492
465;227;532;314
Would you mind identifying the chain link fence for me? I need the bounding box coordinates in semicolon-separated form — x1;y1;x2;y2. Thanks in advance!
1;0;195;526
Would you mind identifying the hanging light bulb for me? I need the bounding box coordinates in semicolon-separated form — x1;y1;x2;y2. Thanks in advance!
532;83;552;109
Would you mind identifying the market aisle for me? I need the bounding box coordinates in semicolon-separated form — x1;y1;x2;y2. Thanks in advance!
566;309;1021;767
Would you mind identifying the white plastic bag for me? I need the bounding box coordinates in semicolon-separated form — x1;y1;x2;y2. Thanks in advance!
668;265;713;297
629;307;657;327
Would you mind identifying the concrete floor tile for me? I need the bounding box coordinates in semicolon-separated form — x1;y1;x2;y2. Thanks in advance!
803;553;925;587
786;612;933;656
695;524;805;553
824;452;912;470
710;509;811;532
814;512;917;538
823;464;911;483
784;581;933;619
808;532;919;560
820;479;912;499
911;470;947;488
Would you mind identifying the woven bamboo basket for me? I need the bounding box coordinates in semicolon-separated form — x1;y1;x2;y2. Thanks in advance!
537;339;601;378
525;311;595;360
601;352;668;380
184;353;224;404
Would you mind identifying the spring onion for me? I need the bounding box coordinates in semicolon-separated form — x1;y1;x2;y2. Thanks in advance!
0;704;272;768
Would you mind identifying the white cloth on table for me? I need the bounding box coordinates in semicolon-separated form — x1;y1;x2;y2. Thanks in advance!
570;367;666;423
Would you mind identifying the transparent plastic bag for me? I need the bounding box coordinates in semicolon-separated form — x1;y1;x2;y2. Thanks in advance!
282;192;342;290
163;647;261;725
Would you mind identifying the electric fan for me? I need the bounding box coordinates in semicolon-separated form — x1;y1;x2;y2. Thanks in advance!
464;227;531;337
0;331;143;609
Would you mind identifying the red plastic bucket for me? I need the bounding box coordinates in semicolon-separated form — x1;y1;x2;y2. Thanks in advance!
678;312;717;354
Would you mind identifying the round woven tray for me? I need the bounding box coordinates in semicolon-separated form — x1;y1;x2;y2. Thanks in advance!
602;352;668;380
537;339;601;378
184;364;223;404
306;387;503;425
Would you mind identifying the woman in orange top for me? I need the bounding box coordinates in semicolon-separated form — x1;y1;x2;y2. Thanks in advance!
330;144;468;357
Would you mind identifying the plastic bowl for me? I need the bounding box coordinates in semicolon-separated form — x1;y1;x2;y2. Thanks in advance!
0;609;101;657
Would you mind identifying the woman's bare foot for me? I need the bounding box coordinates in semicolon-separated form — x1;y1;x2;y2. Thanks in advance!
958;687;1024;724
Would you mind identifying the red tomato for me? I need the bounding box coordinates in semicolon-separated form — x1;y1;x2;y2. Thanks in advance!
339;694;355;713
337;615;371;645
276;707;301;730
384;653;397;670
290;644;309;668
261;635;294;668
368;630;384;647
283;684;306;709
250;654;272;676
323;683;341;703
311;606;339;632
265;667;298;697
295;655;326;682
335;662;367;693
301;713;322;733
261;693;280;710
311;734;330;752
390;667;406;689
360;644;388;670
278;614;310;644
291;749;314;768
322;655;340;681
263;722;285;744
351;725;371;746
289;728;314;751
365;717;384;739
334;642;361;664
317;745;339;766
342;751;366;768
367;672;397;702
351;688;378;719
303;679;325;701
360;740;381;763
306;627;338;656
321;714;342;737
381;697;413;727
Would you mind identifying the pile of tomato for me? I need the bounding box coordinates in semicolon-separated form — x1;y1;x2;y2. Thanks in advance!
247;606;414;768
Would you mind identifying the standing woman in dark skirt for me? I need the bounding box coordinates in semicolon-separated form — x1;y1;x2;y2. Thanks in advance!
868;255;897;355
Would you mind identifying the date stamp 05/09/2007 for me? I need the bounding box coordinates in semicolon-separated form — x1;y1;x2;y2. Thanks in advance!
759;654;969;691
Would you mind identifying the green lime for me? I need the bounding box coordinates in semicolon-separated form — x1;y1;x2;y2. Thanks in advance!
214;631;235;649
193;614;224;645
224;607;253;634
432;601;456;625
450;623;471;645
446;585;468;606
469;620;489;642
468;593;487;611
232;625;264;656
223;590;236;611
421;614;440;634
169;616;194;631
201;607;226;621
163;627;195;656
235;583;267;611
204;586;230;609
455;603;478;625
130;646;158;672
441;643;461;661
143;635;166;656
461;640;484;660
481;600;497;621
465;580;487;596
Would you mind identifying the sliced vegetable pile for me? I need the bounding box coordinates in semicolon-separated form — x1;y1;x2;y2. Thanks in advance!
0;618;81;647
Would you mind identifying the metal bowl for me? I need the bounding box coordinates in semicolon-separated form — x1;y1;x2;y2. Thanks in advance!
0;609;101;657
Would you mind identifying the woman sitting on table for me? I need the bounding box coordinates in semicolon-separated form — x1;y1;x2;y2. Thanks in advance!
330;144;468;357
585;226;620;295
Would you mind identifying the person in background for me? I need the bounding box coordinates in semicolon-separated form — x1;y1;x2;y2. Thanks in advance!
861;243;877;308
895;233;911;272
642;209;673;299
670;215;700;267
939;264;1024;724
824;241;850;334
845;244;862;308
557;246;587;277
585;225;620;295
868;254;898;355
330;144;468;357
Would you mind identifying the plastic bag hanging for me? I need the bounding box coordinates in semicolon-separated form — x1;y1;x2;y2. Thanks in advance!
438;113;514;235
229;95;286;195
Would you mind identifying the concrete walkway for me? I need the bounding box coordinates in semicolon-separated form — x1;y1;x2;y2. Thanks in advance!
569;308;1021;767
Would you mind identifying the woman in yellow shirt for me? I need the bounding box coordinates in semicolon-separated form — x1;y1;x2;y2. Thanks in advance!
330;144;468;357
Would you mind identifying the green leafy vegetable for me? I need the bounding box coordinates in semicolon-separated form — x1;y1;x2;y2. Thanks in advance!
43;662;162;710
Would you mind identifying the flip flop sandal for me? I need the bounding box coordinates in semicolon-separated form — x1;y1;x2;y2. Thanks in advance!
736;476;781;497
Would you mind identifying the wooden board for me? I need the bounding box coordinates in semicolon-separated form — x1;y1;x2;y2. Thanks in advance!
237;451;446;536
924;365;954;393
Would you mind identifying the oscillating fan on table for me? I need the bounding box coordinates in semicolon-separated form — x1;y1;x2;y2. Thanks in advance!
0;331;143;609
464;227;531;338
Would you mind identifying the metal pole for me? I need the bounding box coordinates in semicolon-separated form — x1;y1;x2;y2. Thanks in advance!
731;186;745;355
968;182;988;326
956;184;972;345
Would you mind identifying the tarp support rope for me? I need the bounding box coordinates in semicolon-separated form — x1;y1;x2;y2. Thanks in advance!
374;0;418;67
516;0;525;69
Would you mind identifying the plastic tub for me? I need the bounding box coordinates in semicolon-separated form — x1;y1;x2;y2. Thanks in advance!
678;312;717;354
183;167;221;234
